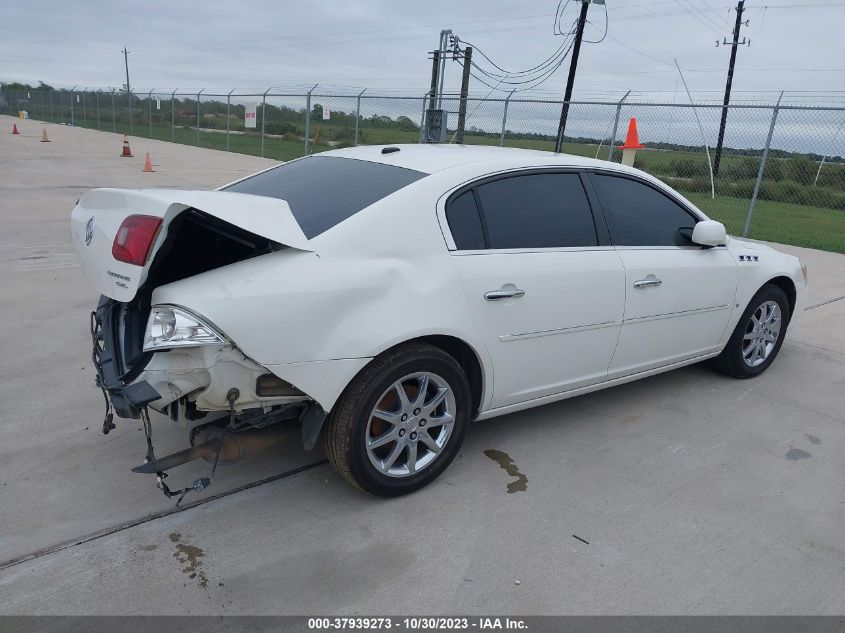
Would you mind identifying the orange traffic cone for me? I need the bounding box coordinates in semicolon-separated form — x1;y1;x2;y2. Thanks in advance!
12;123;19;135
143;151;154;172
41;128;50;143
619;117;645;167
619;117;646;151
120;135;133;157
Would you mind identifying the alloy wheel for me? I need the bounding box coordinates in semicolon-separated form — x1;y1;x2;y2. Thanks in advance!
742;300;782;368
365;372;456;478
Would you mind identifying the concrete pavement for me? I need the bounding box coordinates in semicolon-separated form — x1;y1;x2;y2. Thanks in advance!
1;116;843;614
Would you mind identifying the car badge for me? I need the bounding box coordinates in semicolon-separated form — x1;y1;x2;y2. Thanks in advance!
85;217;95;246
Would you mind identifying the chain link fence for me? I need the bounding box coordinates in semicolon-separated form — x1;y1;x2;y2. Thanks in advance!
3;88;844;254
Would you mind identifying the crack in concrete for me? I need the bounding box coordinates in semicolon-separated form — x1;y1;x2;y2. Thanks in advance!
0;459;328;572
804;294;845;311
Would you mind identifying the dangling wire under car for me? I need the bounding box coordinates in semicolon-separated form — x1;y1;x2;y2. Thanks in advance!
90;310;116;435
143;390;238;507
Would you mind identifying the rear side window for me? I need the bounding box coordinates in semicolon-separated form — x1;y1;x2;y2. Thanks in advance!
473;173;597;249
446;191;486;250
224;156;427;239
590;174;697;246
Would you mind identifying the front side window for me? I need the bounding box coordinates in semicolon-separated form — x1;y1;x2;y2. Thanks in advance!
446;172;597;250
590;174;698;247
224;156;427;239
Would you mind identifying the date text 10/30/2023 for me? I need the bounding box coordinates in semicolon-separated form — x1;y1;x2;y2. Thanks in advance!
307;617;528;630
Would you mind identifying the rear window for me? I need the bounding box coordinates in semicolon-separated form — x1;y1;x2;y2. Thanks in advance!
224;156;427;239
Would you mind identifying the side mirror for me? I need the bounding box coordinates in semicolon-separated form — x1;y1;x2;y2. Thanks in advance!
691;220;727;247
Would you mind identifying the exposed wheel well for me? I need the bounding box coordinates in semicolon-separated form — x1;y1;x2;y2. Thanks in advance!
413;335;484;418
767;276;796;320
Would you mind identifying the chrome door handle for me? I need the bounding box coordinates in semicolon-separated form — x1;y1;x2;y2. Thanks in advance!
484;288;526;301
633;277;663;289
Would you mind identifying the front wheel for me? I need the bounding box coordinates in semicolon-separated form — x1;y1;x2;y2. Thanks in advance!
323;343;471;496
711;283;790;378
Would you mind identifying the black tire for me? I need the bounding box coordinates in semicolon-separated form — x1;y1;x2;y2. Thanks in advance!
323;342;471;496
711;283;790;379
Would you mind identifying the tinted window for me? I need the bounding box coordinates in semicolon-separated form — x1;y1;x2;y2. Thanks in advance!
224;156;427;239
591;174;697;246
474;173;597;249
446;191;486;250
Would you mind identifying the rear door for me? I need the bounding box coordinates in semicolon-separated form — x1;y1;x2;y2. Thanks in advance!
587;172;738;378
445;170;626;409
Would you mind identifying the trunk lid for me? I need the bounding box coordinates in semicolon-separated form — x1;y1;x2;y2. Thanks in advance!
71;188;311;302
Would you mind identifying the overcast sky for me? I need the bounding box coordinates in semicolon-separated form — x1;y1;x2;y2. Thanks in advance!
1;0;843;101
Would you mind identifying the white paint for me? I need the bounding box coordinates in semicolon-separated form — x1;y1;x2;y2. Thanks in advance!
70;144;807;417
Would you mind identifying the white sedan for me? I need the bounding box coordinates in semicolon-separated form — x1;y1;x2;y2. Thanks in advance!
71;145;808;497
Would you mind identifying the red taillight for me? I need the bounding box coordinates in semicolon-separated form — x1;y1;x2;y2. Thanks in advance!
112;215;162;266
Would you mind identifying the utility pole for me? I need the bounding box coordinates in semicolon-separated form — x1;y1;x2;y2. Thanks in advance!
713;0;747;177
554;0;594;153
455;46;473;143
436;29;452;109
428;47;441;113
122;46;132;133
424;31;449;143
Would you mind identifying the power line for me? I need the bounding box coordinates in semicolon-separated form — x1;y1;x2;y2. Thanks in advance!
746;1;845;7
698;0;734;26
683;0;733;30
462;38;574;79
672;0;726;34
584;3;610;43
452;8;580;93
182;4;744;52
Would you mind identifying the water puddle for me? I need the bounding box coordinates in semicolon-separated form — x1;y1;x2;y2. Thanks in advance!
484;449;527;493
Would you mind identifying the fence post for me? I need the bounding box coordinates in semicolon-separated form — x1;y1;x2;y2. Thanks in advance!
418;95;427;143
111;90;116;132
171;89;177;141
70;85;77;126
744;91;783;238
304;84;318;156
607;90;630;161
96;91;100;129
196;89;204;146
81;89;86;127
500;89;515;147
148;89;154;138
354;88;366;146
226;88;234;152
260;88;270;158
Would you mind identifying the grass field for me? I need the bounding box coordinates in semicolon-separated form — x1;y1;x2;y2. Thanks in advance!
33;112;845;254
684;191;845;253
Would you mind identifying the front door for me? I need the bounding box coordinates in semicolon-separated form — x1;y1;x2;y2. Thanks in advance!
587;172;738;379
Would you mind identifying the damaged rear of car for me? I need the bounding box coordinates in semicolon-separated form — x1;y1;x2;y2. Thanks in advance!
72;154;434;502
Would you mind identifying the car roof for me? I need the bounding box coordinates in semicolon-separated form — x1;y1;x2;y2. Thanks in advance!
326;143;640;177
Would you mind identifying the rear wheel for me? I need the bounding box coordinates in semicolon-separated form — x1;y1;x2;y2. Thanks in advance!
323;343;471;496
711;283;790;378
